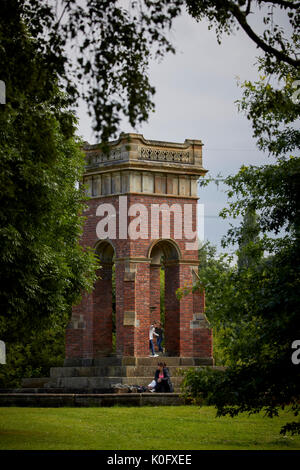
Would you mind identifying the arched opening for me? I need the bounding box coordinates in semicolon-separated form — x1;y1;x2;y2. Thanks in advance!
94;240;116;356
148;239;181;356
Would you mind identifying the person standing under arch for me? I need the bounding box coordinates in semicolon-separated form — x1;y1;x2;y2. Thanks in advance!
149;321;159;357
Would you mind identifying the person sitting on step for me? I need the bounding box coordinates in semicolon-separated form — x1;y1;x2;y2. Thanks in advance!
153;362;174;393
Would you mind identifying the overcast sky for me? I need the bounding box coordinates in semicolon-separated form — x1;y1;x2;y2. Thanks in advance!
76;8;282;254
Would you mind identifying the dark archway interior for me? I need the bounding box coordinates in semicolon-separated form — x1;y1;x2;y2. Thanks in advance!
149;239;181;356
94;241;116;356
149;239;180;264
95;240;115;263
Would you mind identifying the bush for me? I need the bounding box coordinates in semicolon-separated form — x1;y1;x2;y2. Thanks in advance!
0;324;66;388
180;367;226;405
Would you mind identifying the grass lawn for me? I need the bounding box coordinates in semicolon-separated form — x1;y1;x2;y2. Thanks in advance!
0;406;299;450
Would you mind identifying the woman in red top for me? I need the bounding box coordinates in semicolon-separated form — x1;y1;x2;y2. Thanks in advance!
154;362;173;393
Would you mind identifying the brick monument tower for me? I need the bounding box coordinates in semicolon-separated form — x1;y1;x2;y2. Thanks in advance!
64;133;213;368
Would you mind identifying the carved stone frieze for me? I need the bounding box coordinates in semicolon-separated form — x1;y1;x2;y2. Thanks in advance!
139;147;192;164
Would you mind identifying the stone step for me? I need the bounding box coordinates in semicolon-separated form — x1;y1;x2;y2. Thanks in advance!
124;357;213;366
63;356;214;367
49;365;195;379
21;377;51;388
50;366;127;378
45;376;184;391
0;388;113;394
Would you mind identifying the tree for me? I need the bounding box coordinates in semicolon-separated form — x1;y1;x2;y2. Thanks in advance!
0;0;185;385
236;67;300;160
217;157;300;435
177;1;300;434
185;0;300;68
0;4;100;385
4;1;298;145
3;0;183;143
181;70;300;434
181;158;300;434
197;242;235;366
237;205;262;270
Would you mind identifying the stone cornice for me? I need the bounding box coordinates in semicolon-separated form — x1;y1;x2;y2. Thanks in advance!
114;257;200;266
83;133;207;175
84;161;207;176
86;192;199;200
83;133;203;151
114;257;151;264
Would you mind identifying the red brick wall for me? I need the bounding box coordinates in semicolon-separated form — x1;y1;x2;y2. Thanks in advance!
65;193;213;359
134;262;151;356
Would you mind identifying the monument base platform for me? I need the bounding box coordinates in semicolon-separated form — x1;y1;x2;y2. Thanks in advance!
0;357;223;407
21;356;216;394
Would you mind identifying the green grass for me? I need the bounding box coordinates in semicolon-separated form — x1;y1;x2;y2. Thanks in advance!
0;406;299;450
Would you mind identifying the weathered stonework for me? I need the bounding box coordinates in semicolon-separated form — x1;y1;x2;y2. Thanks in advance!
65;133;213;364
83;133;205;199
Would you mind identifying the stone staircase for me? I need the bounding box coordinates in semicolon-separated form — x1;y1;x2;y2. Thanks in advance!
0;356;222;407
43;356;214;393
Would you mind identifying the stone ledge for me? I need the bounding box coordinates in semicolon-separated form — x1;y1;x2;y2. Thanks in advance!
0;392;184;407
63;356;215;367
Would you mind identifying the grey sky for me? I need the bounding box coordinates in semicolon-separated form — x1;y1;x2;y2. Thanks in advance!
76;8;282;254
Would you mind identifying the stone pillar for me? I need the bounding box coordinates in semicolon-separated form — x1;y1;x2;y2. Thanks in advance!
175;263;213;359
178;263;195;357
135;261;151;356
65;291;93;362
65;306;85;360
191;287;213;359
115;260;136;356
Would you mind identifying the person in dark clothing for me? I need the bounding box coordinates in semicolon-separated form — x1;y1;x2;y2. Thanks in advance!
155;322;164;353
154;362;173;393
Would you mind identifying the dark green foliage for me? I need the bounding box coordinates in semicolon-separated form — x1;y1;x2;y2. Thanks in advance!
236;61;300;157
183;157;300;434
0;1;99;385
237;206;262;270
7;0;184;143
180;4;299;429
3;1;298;144
221;157;300;242
181;136;300;435
0;322;67;388
0;0;185;386
180;367;226;405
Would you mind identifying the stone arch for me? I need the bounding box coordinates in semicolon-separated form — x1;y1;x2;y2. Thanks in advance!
94;239;116;263
148;238;181;264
